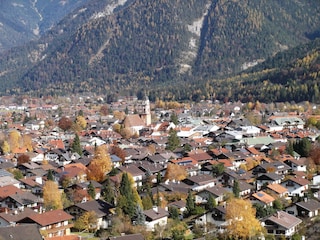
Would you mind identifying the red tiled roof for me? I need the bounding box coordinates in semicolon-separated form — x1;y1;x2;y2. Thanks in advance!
28;209;73;227
0;185;23;200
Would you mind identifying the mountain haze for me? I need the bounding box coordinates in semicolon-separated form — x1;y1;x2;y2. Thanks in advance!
0;0;319;102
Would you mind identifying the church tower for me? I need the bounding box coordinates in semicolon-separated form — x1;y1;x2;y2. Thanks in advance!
139;96;151;126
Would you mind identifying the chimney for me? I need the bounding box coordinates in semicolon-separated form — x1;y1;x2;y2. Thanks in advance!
153;206;158;213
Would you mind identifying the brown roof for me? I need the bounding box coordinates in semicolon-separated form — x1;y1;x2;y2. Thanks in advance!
267;183;288;194
0;185;23;200
144;207;168;221
26;209;73;226
266;211;302;229
123;114;145;127
252;191;275;204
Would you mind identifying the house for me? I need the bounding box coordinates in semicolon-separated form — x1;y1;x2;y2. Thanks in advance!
283;157;307;172
19;176;43;195
0;207;38;226
59;163;87;184
286;199;320;217
0;185;23;201
108;233;145;240
143;206;169;231
167;200;186;214
0;224;42;240
262;211;302;237
266;183;288;198
18;209;73;238
281;176;309;197
195;186;228;205
251;191;275;207
118;164;145;187
195;206;227;231
183;174;216;192
252;161;291;176
65;199;114;229
256;173;283;190
1;191;40;211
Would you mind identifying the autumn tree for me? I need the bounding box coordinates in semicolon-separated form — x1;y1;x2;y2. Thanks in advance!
17;154;30;165
58;116;73;132
87;145;112;182
226;198;265;239
76;115;87;130
74;211;98;232
1;140;10;154
22;134;33;151
100;105;109;116
142;195;153;210
8;130;21;151
111;145;126;163
164;163;187;181
43;180;63;210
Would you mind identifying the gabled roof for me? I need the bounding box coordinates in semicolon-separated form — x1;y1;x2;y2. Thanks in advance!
119;164;145;177
295;199;320;212
0;224;42;240
23;209;73;227
144;207;168;221
0;185;23;200
123;114;145;127
252;191;275;204
72;199;113;218
0;207;37;223
266;183;288;194
265;211;302;229
285;176;310;186
184;174;215;186
200;186;228;197
6;191;39;205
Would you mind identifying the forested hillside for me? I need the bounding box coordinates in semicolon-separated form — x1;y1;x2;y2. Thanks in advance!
0;0;89;52
0;0;319;102
151;38;320;103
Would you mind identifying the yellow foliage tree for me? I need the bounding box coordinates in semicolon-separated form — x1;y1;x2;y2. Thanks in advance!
226;198;265;239
87;145;112;182
22;134;33;151
1;140;10;154
164;163;187;181
76;116;87;129
74;211;98;232
43;180;63;210
8;130;21;151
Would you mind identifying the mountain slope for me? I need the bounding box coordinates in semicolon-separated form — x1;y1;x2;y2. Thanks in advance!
0;0;90;53
0;0;319;99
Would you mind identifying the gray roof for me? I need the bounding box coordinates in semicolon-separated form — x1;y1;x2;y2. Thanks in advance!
265;211;302;229
0;224;42;240
296;199;320;211
73;199;113;218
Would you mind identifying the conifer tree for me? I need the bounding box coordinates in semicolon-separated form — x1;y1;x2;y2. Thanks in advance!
71;133;82;156
233;180;240;198
118;173;135;217
186;191;195;216
88;182;96;199
166;129;180;151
